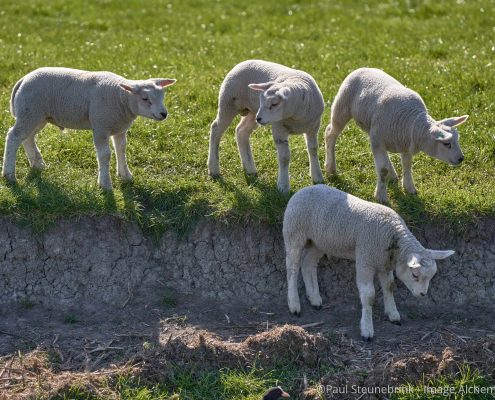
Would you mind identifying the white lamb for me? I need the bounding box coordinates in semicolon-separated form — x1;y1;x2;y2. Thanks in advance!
2;67;176;189
207;60;325;193
324;67;468;203
283;184;455;340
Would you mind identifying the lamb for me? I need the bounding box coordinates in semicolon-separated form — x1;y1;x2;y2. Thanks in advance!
283;184;455;340
324;67;468;203
2;67;176;190
207;60;325;193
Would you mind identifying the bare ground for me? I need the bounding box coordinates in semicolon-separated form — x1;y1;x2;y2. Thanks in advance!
1;293;494;399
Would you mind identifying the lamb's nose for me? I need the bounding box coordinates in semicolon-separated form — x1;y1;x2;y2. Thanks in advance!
256;117;262;123
160;112;167;119
458;155;464;163
420;292;426;297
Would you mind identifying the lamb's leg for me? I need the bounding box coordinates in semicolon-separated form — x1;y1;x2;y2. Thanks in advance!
235;113;258;175
111;132;132;181
301;245;324;309
304;127;324;184
378;271;401;324
93;130;112;190
356;259;376;341
324;106;351;175
3;118;44;181
207;106;237;177
385;154;398;182
370;134;390;204
272;124;291;193
286;245;303;316
22;122;47;170
401;152;417;194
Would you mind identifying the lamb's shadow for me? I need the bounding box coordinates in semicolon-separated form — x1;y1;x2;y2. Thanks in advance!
388;184;429;228
120;181;209;237
213;175;291;225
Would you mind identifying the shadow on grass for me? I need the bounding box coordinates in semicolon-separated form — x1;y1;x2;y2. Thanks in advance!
3;170;119;231
120;180;209;239
213;175;291;226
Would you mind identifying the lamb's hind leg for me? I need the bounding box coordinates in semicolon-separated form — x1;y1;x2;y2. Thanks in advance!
207;104;237;177
286;245;304;316
235;112;258;175
3;117;45;181
22;121;47;170
301;244;324;309
324;103;351;175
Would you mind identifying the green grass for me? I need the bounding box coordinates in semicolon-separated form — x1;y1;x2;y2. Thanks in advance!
394;365;495;400
50;364;303;400
0;0;494;234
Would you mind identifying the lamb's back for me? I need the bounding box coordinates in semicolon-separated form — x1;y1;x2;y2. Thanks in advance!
343;68;424;133
284;185;399;259
220;60;306;113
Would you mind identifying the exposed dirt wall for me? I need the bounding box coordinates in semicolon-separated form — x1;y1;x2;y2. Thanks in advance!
1;217;494;308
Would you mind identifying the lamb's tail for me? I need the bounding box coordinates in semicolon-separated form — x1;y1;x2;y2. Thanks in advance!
10;78;23;118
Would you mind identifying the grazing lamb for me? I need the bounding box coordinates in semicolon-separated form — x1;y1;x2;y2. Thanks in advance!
2;67;176;189
207;59;325;193
324;67;468;203
283;184;455;340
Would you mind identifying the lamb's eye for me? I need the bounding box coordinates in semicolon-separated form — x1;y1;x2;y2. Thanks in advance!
443;142;452;148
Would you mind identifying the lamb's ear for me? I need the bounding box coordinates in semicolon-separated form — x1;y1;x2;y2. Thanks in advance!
248;82;273;92
120;83;135;93
407;253;422;269
430;128;453;142
276;87;291;101
438;115;469;127
426;249;455;260
153;78;176;88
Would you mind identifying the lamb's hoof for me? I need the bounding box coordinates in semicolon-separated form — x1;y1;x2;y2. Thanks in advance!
119;174;133;182
390;320;402;326
290;310;301;317
311;304;322;310
3;175;17;186
31;164;46;171
362;335;373;342
245;172;258;185
99;182;114;192
375;194;390;205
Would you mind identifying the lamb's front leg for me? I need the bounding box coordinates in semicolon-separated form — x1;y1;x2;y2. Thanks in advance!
112;131;133;181
93;130;112;190
272;125;291;193
378;270;401;324
356;261;376;341
401;152;417;194
304;128;324;184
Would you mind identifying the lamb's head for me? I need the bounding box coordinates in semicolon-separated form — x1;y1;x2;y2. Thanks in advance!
248;82;291;125
427;115;468;166
120;78;176;121
395;250;454;297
